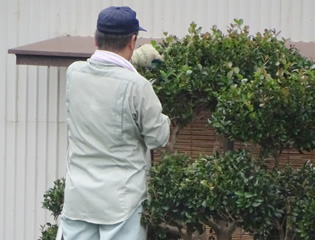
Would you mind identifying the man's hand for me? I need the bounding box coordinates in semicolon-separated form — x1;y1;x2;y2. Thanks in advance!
131;44;162;68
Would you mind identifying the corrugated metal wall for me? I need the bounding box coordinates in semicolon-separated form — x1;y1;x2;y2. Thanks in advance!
1;0;315;239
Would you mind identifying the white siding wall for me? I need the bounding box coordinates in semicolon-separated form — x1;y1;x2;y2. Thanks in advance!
1;0;315;239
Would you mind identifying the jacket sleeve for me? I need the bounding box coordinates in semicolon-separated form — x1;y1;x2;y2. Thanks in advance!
134;81;170;149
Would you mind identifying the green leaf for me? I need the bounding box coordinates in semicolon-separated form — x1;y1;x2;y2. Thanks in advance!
245;192;254;198
227;71;233;79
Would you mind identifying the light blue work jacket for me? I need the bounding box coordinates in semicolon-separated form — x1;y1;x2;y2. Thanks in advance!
62;59;170;224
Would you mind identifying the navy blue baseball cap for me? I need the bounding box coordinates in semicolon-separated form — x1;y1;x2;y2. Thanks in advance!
97;6;146;35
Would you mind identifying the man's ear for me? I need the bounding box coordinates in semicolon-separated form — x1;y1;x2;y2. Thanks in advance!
130;34;137;50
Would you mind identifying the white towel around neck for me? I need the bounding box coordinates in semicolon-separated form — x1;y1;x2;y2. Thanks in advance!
90;50;138;74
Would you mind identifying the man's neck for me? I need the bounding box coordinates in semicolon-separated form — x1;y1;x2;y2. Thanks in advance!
98;48;132;61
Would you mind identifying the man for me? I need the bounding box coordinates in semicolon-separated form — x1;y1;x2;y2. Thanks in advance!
61;6;170;240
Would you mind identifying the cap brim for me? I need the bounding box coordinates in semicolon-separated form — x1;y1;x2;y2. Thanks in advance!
139;26;147;32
